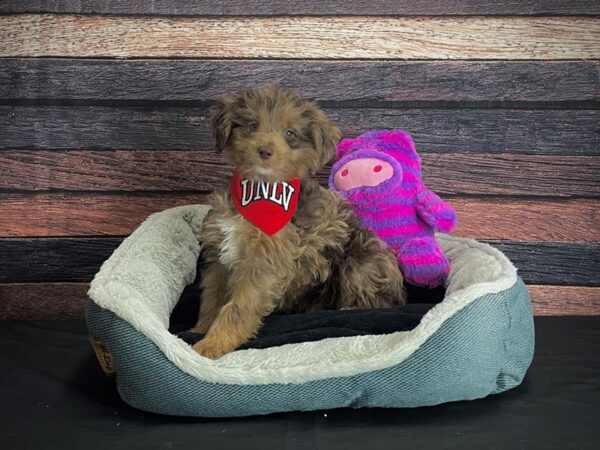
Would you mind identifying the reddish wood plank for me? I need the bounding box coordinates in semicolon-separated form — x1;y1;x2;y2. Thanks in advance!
1;150;598;197
2;15;599;59
452;199;599;243
0;193;209;237
2;59;598;103
0;283;89;320
0;193;597;242
421;153;600;197
2;0;599;16
1;283;598;320
528;285;600;316
0;150;230;191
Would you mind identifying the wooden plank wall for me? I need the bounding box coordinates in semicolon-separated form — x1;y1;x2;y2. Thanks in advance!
0;1;599;319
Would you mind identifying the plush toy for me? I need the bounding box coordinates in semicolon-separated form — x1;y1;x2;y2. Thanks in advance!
328;129;457;288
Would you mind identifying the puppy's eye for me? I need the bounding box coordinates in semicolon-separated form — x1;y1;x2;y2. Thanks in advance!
248;122;258;132
284;129;297;140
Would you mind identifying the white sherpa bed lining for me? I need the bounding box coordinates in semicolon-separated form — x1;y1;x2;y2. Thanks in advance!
88;204;518;385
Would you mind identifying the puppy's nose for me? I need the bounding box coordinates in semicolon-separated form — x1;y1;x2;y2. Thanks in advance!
258;147;273;160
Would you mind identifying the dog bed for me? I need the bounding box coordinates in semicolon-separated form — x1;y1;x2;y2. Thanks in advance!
86;205;535;417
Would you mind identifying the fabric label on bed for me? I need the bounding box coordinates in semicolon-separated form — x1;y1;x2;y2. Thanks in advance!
90;339;116;376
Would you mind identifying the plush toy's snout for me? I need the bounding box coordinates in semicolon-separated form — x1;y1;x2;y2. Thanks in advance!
332;157;395;191
330;150;402;194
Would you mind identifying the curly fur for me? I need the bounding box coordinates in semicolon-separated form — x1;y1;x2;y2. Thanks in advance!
192;85;406;359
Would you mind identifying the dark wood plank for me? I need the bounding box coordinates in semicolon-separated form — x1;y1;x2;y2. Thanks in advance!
488;241;600;287
527;285;600;316
1;283;598;320
2;15;599;60
0;237;123;283
1;150;598;197
0;282;88;320
0;105;208;151
2;59;598;103
1;1;599;16
1;193;598;242
2;106;598;155
0;238;598;285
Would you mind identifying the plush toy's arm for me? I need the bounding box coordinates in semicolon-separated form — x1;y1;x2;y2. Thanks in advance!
416;188;457;233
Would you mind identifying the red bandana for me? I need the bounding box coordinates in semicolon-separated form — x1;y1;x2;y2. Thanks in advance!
230;171;301;236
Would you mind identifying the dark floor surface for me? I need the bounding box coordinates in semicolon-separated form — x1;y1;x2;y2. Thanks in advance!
0;317;598;450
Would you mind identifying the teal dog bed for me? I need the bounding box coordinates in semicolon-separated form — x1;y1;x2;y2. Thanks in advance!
86;205;534;417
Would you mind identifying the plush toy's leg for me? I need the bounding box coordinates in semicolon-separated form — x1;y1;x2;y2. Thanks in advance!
397;236;450;289
191;262;229;334
337;227;406;308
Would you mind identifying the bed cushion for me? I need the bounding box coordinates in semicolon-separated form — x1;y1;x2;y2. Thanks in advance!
86;205;535;417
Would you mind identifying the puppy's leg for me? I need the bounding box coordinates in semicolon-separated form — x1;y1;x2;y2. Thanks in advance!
338;229;406;309
192;271;278;359
192;262;229;334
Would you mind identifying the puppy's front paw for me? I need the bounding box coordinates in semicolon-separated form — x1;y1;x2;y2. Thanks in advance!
192;338;232;359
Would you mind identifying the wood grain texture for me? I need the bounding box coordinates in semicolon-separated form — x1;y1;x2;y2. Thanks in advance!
450;199;599;243
0;193;598;242
2;106;598;156
0;282;88;320
0;6;598;319
0;150;229;191
2;59;599;103
0;237;123;283
1;150;598;198
1;283;598;320
0;193;209;237
2;15;599;59
422;153;600;197
487;241;600;287
528;285;600;316
2;0;599;16
0;238;597;285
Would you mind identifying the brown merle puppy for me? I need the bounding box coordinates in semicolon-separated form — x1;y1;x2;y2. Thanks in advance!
192;85;405;359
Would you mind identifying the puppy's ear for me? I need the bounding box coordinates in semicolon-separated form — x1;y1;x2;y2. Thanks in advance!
308;106;342;168
210;97;235;151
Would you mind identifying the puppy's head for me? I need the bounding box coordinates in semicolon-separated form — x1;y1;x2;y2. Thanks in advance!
211;85;341;181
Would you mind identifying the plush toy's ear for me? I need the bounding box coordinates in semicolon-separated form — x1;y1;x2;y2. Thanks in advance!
335;138;355;160
382;129;417;153
210;97;235;151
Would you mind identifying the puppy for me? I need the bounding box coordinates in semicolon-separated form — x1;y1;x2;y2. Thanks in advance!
192;85;405;359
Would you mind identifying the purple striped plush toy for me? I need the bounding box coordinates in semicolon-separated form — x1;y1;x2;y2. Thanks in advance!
329;129;457;288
